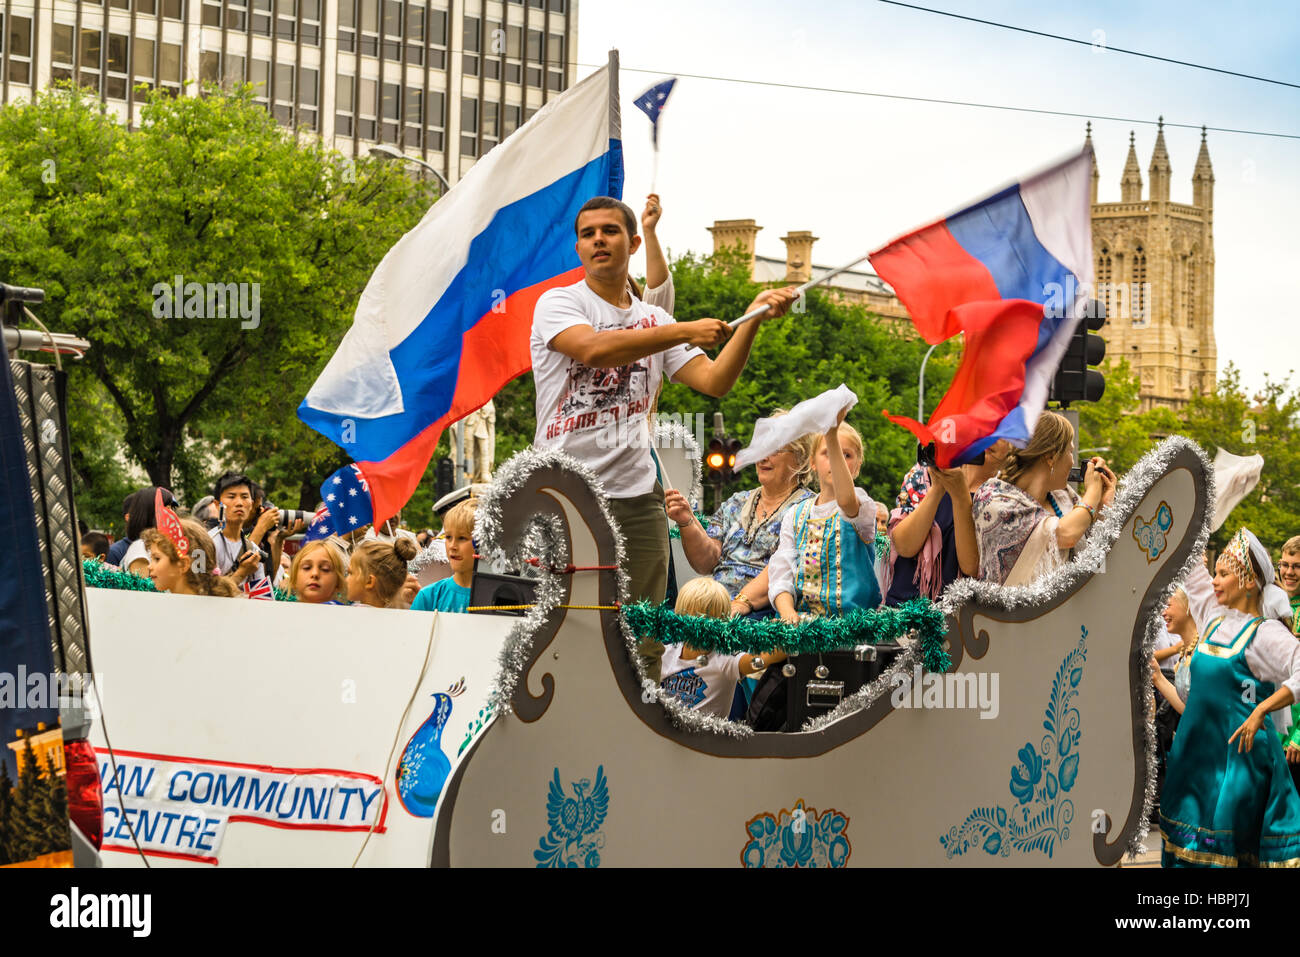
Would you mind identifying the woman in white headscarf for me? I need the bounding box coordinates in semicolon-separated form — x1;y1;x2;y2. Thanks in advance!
1160;527;1300;867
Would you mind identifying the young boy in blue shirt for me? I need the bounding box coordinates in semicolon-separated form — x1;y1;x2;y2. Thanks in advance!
411;498;476;613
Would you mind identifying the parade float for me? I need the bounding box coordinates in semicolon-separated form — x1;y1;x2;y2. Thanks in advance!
76;426;1210;868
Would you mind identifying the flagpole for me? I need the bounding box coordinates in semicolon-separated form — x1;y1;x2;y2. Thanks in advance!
728;251;875;328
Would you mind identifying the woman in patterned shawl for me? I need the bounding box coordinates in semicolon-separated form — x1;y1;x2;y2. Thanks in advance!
665;412;816;617
971;411;1115;586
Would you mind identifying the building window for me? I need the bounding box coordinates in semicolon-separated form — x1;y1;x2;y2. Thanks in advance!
160;42;182;94
276;0;296;41
299;66;318;129
163;0;183;20
428;8;447;69
359;0;379;57
461;96;477;156
133;36;154;84
503;103;522;137
482;101;499;152
381;81;400;143
463;15;480;75
548;71;563;91
547;33;564;66
200;50;220;87
106;32;130;98
79;28;102;93
382;0;401;61
339;0;355;52
138;0;157;14
52;23;75;82
224;53;245;87
202;1;222;27
273;62;295;125
301;0;320;45
526;29;542;61
425;89;445;151
405;5;424;65
6;15;32;85
526;66;541;87
252;0;271;36
1186;259;1195;329
249;58;270;105
1132;246;1146;324
227;1;249;32
549;0;566;10
336;73;354;137
110;0;130;8
404;86;422;148
358;77;378;140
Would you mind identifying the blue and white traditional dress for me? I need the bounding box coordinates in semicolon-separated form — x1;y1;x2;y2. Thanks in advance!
767;488;882;616
1160;564;1300;867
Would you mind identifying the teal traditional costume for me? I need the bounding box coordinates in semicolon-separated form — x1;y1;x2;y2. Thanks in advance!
1161;530;1300;868
1160;616;1300;866
768;488;883;617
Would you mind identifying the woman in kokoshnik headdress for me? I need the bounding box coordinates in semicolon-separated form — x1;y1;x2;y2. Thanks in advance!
1160;527;1300;867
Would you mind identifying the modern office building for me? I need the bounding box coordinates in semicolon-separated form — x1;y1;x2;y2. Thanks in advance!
1;0;579;186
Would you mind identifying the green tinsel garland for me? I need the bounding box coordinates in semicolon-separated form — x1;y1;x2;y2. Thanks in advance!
667;512;709;541
82;558;298;601
625;597;950;674
82;559;157;592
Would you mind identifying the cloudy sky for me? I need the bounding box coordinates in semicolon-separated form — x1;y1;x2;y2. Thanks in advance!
576;0;1300;396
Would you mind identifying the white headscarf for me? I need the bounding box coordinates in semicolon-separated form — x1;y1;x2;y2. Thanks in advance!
1239;529;1293;621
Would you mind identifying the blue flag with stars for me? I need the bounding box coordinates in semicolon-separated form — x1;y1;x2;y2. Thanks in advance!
633;78;676;146
304;464;374;542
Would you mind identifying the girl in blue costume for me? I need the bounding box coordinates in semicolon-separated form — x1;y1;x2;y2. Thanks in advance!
768;412;881;621
1160;528;1300;867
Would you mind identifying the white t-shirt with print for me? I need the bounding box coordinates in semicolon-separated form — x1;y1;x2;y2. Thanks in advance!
530;278;702;499
660;643;743;718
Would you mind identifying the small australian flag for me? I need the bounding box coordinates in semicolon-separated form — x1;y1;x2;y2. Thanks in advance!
633;78;677;147
304;463;374;542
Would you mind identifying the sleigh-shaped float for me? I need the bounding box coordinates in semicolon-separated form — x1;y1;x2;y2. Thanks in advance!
83;435;1208;867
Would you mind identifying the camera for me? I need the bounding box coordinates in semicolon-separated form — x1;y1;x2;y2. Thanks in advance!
264;504;314;528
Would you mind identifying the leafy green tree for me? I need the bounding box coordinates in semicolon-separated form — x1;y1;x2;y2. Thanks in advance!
0;759;13;865
8;737;43;862
1077;358;1181;474
1181;365;1300;553
0;83;437;519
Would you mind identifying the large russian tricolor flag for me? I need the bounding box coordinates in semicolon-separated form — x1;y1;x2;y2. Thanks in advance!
298;55;624;527
869;146;1094;467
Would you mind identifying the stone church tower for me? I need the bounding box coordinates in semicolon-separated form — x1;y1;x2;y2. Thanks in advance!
1090;120;1217;411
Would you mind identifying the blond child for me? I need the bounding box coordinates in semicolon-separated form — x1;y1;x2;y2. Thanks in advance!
347;536;419;608
768;414;882;621
288;538;349;604
410;498;476;613
660;577;787;718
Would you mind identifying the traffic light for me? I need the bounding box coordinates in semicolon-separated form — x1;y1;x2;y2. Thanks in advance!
706;438;727;480
724;438;743;483
435;456;454;499
1051;299;1107;407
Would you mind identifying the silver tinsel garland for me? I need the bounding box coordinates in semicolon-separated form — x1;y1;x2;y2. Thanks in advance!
473;445;753;738
652;419;704;509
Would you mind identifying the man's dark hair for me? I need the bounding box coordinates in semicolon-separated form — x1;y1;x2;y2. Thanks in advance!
81;531;110;558
124;486;177;541
573;196;637;239
212;470;254;500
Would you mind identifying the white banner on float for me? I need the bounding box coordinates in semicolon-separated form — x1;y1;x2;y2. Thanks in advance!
98;749;386;864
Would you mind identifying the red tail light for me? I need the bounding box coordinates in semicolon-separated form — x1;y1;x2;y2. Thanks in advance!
63;740;103;850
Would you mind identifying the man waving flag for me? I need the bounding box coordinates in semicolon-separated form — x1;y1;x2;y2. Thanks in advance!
871;145;1094;467
299;53;625;527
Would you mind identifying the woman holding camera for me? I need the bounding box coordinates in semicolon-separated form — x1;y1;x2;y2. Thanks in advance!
971;410;1116;586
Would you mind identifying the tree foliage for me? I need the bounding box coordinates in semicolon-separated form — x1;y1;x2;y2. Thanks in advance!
0;83;437;523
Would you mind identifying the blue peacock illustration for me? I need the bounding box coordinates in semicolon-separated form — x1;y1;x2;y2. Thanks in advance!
534;765;610;868
395;678;465;818
1133;501;1173;563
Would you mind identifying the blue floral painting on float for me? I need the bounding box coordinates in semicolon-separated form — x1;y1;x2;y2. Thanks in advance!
742;799;851;868
1133;501;1173;563
940;627;1088;860
535;765;609;868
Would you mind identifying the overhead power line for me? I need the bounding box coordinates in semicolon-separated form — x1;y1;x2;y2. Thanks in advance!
586;63;1300;141
877;0;1300;91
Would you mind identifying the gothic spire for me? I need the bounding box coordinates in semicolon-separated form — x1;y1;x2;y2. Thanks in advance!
1121;130;1143;203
